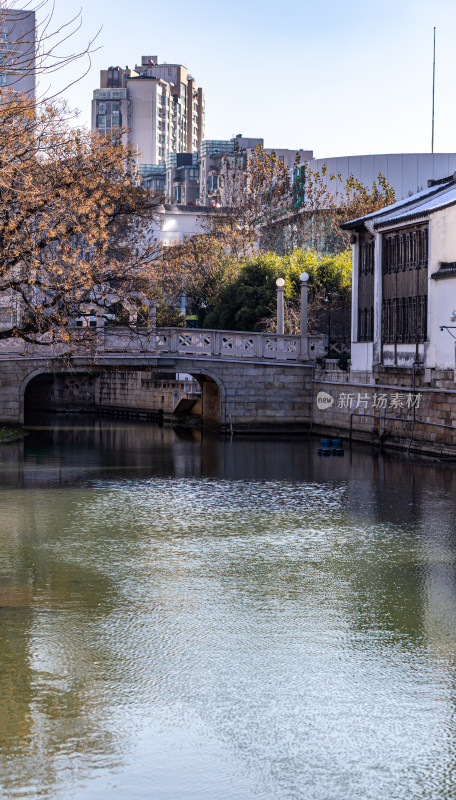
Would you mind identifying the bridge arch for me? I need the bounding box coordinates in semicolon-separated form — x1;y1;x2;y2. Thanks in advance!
183;366;226;431
19;362;227;431
22;367;98;422
20;367;55;423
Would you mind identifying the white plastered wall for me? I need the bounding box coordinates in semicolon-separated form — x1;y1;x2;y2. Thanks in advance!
428;206;456;369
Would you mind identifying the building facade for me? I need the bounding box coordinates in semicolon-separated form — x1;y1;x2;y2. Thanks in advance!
165;153;199;205
343;176;456;378
91;56;204;167
0;8;35;97
198;136;313;207
163;135;312;207
309;152;456;201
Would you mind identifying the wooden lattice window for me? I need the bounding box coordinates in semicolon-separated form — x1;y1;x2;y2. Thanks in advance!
419;228;428;267
383;224;428;274
358;307;374;342
358;232;375;342
382;296;427;343
381;223;428;345
360;241;374;275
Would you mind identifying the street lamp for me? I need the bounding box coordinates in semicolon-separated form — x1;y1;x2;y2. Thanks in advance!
300;272;309;336
276;278;285;335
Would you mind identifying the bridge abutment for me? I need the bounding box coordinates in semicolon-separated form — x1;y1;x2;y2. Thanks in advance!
219;363;313;434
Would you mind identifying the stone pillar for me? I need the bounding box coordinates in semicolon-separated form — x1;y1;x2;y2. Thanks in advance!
276;278;285;335
299;272;310;360
300;272;309;336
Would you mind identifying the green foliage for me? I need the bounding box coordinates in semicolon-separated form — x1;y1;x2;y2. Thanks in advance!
204;252;283;331
0;427;25;442
284;248;352;301
203;248;352;331
156;303;185;327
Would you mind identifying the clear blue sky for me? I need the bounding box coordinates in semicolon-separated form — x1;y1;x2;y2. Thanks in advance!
41;0;456;158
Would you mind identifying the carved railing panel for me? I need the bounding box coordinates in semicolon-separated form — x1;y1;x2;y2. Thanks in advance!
177;331;212;355
264;336;300;360
221;334;256;358
154;331;171;351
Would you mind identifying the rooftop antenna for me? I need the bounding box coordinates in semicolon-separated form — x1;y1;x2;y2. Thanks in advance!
432;26;436;153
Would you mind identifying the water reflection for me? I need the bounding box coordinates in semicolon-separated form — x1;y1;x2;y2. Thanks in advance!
0;415;456;799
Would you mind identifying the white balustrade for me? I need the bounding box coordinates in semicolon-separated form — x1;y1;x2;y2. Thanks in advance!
101;327;323;362
7;326;324;363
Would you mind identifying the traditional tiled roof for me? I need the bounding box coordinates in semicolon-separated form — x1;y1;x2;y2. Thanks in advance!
341;177;456;230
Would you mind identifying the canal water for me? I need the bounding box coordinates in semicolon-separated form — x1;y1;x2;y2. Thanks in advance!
1;415;456;800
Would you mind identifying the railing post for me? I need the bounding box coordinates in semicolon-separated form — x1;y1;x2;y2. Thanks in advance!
170;329;179;354
273;334;281;360
213;330;221;356
257;333;266;359
145;329;154;354
299;335;309;361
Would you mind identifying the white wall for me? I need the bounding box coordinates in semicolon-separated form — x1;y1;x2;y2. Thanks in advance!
153;206;212;245
350;342;374;374
309;153;456;201
428;206;456;370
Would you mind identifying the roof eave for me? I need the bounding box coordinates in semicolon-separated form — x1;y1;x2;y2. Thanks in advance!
339;180;456;233
340;218;367;232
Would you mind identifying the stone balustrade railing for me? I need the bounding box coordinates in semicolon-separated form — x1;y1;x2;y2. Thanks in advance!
101;327;324;362
0;327;325;363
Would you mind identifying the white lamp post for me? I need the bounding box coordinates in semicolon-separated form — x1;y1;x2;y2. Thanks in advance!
276;278;285;335
300;272;309;336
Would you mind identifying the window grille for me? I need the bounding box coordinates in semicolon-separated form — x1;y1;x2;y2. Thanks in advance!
360;241;374;275
419;228;428;266
382;296;427;343
398;234;404;269
410;232;417;267
383;225;428;273
404;233;410;268
358;307;374;342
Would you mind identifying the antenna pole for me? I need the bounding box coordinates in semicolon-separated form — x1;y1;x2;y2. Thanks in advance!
432;26;436;153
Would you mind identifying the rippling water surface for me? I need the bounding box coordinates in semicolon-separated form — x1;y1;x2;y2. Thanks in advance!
1;415;456;799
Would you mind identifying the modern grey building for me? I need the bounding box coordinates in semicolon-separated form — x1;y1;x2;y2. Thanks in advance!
0;8;35;98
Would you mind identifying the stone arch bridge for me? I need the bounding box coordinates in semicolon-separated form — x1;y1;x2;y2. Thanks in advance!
0;327;323;433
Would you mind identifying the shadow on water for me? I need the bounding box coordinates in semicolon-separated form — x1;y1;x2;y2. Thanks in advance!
11;410;456;493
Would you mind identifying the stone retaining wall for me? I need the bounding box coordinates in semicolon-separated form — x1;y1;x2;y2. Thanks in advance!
95;371;196;415
313;369;456;456
222;363;313;433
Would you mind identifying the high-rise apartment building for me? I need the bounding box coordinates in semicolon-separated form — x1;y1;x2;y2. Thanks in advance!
0;9;36;97
91;56;204;168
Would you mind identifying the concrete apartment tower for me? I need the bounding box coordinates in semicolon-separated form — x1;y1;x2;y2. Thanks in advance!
0;8;36;97
91;56;204;168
